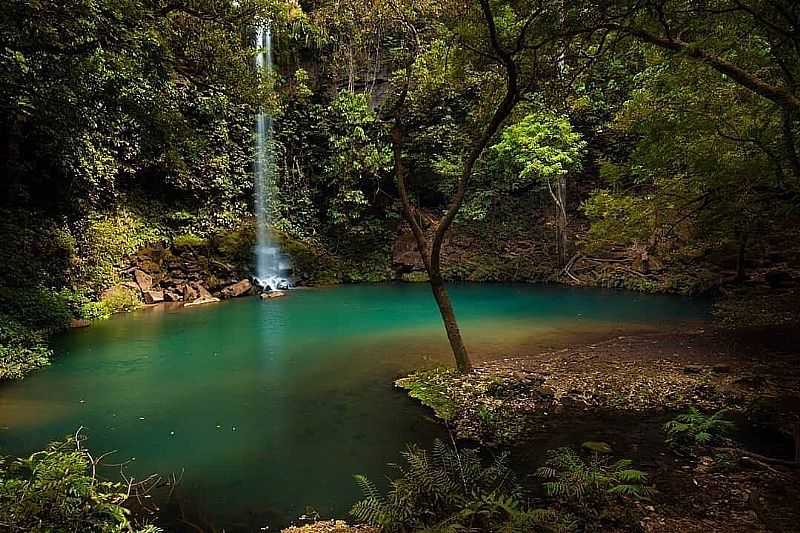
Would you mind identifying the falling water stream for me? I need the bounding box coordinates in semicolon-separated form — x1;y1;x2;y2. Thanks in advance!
254;24;291;290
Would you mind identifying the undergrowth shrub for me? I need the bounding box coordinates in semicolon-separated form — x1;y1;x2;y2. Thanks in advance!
351;439;574;533
0;436;161;532
75;209;165;294
536;448;651;530
664;407;735;448
0;317;52;380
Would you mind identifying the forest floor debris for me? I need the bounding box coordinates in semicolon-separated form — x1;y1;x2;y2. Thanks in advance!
281;520;378;533
398;324;800;532
398;325;800;445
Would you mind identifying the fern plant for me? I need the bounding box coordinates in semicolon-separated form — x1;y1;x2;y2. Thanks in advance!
664;407;735;448
351;439;572;532
536;448;651;529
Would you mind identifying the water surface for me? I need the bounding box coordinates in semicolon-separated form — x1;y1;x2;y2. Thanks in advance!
0;283;708;530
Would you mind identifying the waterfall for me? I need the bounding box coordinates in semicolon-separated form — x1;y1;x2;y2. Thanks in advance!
254;24;291;291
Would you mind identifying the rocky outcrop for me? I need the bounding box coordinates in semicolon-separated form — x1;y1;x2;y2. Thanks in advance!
122;243;249;307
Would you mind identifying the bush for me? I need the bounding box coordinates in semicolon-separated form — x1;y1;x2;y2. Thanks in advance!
100;285;142;315
0;436;161;532
0;317;52;380
0;287;73;331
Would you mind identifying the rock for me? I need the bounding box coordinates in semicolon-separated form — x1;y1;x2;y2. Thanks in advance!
582;441;613;454
531;385;555;400
69;318;91;328
136;259;161;274
133;269;153;292
210;259;235;273
683;365;705;374
197;285;214;299
122;281;141;292
163;291;181;302
392;230;425;272
220;279;253;299
182;284;198;302
185;295;220;307
143;290;164;304
261;290;286;299
712;364;731;374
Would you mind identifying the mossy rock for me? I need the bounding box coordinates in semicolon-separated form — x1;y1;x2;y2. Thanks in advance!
582;441;613;454
396;368;459;421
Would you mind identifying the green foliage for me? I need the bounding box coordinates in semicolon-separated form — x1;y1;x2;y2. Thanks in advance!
99;286;142;316
536;448;651;528
323;91;392;234
664;407;735;448
0;436;161;532
491;112;586;191
76;209;165;294
581;190;655;252
352;439;571;533
172;233;208;249
0;317;52;380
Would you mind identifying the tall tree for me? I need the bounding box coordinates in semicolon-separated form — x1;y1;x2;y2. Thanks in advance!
372;0;573;372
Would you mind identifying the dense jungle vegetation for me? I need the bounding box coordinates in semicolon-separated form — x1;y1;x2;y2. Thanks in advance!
1;0;799;531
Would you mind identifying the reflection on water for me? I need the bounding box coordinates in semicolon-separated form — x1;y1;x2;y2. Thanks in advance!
0;283;708;531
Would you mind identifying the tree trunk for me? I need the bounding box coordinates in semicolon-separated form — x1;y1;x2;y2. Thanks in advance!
383;0;523;373
390;123;473;373
429;271;472;373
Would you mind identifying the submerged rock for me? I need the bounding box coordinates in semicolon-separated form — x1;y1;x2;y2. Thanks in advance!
261;290;286;299
185;295;220;307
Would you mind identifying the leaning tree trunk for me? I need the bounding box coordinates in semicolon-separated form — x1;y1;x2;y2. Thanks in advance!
382;0;522;373
390;124;473;373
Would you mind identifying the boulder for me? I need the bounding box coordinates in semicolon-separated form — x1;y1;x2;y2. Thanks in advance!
133;269;153;292
197;285;214;299
143;290;164;304
182;284;198;302
392;230;425;272
164;291;182;302
582;441;613;454
221;279;253;299
261;290;286;300
69;318;91;328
